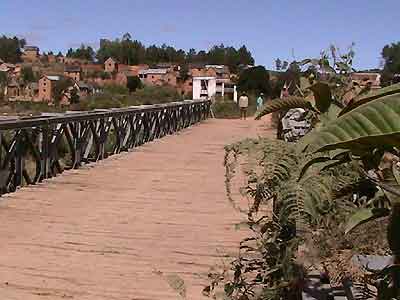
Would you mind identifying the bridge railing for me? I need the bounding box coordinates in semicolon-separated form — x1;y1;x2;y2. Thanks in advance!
0;100;211;195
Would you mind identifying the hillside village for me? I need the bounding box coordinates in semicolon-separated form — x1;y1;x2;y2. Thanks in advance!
0;40;384;112
0;44;242;106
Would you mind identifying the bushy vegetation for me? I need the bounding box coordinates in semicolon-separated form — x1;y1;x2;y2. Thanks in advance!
95;33;254;72
382;42;400;86
0;35;26;63
207;46;400;299
212;98;257;119
77;85;183;111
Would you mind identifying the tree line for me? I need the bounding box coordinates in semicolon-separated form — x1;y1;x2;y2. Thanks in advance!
94;33;255;73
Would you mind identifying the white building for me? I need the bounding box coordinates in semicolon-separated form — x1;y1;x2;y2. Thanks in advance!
192;76;237;101
192;77;216;100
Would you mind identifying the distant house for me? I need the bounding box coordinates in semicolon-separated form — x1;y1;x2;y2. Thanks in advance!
351;72;381;90
64;65;81;82
47;54;57;64
192;77;216;100
57;54;66;64
81;63;103;77
6;78;23;99
192;76;237;101
64;57;87;66
138;68;177;86
76;81;92;98
38;75;60;102
105;57;118;73
22;46;40;62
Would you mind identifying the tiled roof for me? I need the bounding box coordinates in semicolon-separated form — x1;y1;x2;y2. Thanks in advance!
139;68;168;75
24;46;39;51
65;65;81;72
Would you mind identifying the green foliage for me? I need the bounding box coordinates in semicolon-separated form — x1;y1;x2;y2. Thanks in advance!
212;46;400;299
255;96;315;120
70;87;80;104
207;137;363;299
339;82;400;116
126;76;142;93
237;66;271;96
345;207;390;234
99;71;111;80
0;35;26;63
80;85;181;110
212;99;257;119
104;84;129;95
66;44;95;61
96;34;255;70
53;77;74;105
381;42;400;86
305;93;400;153
0;71;7;86
21;66;36;83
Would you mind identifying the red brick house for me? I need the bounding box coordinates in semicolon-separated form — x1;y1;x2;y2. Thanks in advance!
22;46;40;62
105;57;118;73
38;75;60;103
138;68;178;86
64;65;81;82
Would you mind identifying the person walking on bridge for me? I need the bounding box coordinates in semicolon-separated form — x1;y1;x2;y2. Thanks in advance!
238;92;249;120
256;92;264;111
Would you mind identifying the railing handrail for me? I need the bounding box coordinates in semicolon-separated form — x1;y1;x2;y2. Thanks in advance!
0;99;211;130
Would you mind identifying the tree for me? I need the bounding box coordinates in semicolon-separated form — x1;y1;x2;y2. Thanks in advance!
275;58;282;71
179;64;190;82
382;42;400;86
53;78;73;105
70;87;80;104
237;66;271;95
66;44;95;61
126;76;142;93
96;35;255;70
21;66;36;83
238;45;255;66
0;35;26;63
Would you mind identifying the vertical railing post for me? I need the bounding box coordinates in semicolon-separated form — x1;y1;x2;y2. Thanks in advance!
14;130;23;188
41;124;50;180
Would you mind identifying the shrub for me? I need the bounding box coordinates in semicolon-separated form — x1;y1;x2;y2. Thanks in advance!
103;84;129;95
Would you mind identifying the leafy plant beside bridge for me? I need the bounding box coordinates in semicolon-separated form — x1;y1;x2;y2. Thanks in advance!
205;46;400;299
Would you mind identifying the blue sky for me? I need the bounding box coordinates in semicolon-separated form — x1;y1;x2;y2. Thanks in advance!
1;0;399;70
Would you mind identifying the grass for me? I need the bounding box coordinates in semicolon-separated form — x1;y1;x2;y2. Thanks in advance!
212;96;257;119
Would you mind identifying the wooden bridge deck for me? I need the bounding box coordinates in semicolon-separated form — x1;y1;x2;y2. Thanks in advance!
0;118;272;300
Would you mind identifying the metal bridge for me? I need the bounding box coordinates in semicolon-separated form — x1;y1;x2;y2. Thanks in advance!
0;101;271;300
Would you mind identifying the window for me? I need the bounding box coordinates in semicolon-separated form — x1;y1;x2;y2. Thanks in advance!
189;82;192;86
152;76;155;79
43;82;46;86
43;89;46;93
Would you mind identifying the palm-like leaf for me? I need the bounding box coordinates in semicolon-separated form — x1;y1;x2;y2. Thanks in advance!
304;93;400;153
339;83;400;116
255;96;315;120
